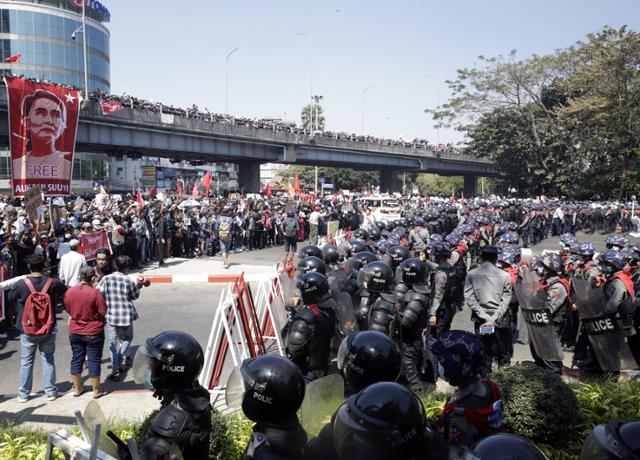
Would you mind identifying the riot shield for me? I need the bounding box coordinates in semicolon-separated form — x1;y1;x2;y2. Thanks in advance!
572;278;638;372
83;400;121;458
299;373;345;439
332;290;359;337
514;267;564;362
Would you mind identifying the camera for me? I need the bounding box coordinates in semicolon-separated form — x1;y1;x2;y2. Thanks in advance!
71;32;76;40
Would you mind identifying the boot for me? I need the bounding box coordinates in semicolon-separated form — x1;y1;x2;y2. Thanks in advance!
70;374;85;397
90;376;106;399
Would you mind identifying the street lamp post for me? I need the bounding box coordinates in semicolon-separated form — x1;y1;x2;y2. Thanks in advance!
361;85;375;135
225;47;239;114
71;2;89;99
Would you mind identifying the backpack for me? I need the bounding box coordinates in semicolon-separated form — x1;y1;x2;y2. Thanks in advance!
218;220;231;241
21;277;55;336
284;218;297;238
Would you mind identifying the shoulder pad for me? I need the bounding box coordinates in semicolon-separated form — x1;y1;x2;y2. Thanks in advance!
379;292;396;303
405;291;427;303
294;308;317;325
372;296;395;313
151;403;188;439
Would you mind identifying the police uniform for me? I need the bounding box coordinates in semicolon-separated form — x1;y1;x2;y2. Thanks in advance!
532;275;569;374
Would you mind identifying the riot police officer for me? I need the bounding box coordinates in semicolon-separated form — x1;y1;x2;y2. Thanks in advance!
472;433;549;460
580;419;640;459
297;256;326;276
286;272;337;383
430;243;455;338
132;331;211;459
536;253;571;374
360;261;401;345
331;382;449;460
388;245;410;282
433;330;504;448
398;257;433;390
226;355;308;460
303;331;403;460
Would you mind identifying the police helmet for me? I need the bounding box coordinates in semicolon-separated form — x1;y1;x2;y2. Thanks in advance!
388;245;410;268
297;256;326;275
433;330;485;387
498;248;516;266
375;221;386;232
414;217;425;227
367;226;381;241
393;219;403;228
352;228;370;241
578;243;595;256
337;331;402;394
358;261;393;293
225;355;305;426
348;239;368;255
598;250;625;271
580;420;640;460
332;382;426;460
399;258;427;286
296;272;330;304
431;242;451;260
474;434;549;460
541;253;564;274
352;251;378;269
322;244;339;265
132;330;204;392
299;245;323;259
499;232;519;244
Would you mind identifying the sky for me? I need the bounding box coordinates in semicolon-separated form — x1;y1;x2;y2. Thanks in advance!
106;0;640;145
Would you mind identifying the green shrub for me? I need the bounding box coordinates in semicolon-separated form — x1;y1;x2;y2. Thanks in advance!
492;363;581;446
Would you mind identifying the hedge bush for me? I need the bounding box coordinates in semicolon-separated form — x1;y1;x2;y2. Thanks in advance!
2;372;640;460
492;363;581;447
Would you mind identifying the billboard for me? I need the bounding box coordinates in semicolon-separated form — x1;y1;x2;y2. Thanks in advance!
141;165;157;187
4;76;80;196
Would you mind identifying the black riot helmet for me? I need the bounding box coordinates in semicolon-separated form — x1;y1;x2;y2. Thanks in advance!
388;245;410;269
332;382;426;460
299;245;323;259
297;256;326;275
348;239;368;256
367;226;381;241
296;271;330;304
474;434;550;460
358;261;393;293
580;420;640;460
399;258;427;286
353;228;370;241
132;330;204;392
322;244;339;265
337;331;402;394
352;251;378;270
375;221;386;232
225;355;305;426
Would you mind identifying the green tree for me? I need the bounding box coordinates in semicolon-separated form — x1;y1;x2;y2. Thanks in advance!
301;104;325;131
414;174;464;196
555;26;640;199
280;165;378;192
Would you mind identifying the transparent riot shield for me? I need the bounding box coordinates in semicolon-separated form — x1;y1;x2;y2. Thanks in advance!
299;373;345;439
572;278;638;372
514;267;564;362
332;290;359;337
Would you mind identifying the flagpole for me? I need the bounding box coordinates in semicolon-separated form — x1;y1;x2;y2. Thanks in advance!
81;1;89;99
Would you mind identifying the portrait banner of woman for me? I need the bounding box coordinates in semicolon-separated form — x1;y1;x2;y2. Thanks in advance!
5;76;80;197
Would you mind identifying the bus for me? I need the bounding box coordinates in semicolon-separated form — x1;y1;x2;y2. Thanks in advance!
355;196;402;222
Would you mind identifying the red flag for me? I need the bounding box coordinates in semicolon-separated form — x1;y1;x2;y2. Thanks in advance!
202;171;212;197
79;231;112;262
192;181;200;198
136;188;144;207
4;54;21;63
451;188;456;204
149;186;157;198
98;99;124;115
461;192;465;203
287;182;294;198
294;174;301;194
265;182;271;197
177;178;183;199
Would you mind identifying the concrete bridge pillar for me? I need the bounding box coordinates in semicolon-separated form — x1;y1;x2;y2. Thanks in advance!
380;169;398;194
463;175;477;197
238;161;261;192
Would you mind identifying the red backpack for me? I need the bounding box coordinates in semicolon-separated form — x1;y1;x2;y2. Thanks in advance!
21;277;55;335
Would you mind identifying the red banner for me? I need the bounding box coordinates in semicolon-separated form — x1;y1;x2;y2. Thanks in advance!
80;231;112;262
98;99;124;115
5;76;80;196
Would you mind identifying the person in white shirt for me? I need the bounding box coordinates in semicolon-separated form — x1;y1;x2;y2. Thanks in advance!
58;239;86;287
308;206;321;245
364;208;376;227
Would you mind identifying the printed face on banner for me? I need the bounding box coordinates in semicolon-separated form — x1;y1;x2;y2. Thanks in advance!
5;77;80;196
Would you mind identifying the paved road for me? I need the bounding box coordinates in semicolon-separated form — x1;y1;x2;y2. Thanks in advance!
0;231;634;428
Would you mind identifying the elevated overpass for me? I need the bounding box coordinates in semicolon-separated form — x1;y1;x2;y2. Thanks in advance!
0;93;499;194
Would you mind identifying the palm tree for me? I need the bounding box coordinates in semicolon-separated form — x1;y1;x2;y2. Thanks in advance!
301;104;325;132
